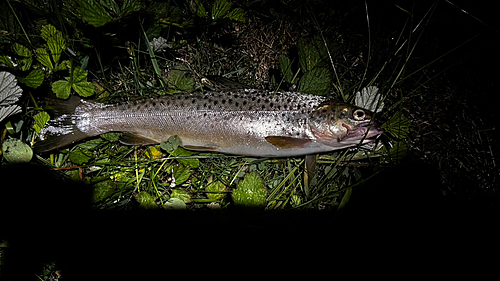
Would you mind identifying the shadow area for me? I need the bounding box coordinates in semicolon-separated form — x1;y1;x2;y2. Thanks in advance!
1;161;498;280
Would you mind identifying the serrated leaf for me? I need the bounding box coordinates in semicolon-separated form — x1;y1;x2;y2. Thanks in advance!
232;172;266;208
52;80;72;99
40;24;57;41
0;55;14;68
36;48;53;69
135;191;159;209
382;111;410;139
299;38;323;72
73;81;95;97
75;0;113;27
194;0;207;17
19;69;44;88
121;0;141;15
13;43;32;57
69;148;93;165
0;105;21;123
225;7;245;22
1;139;33;163
212;0;232;20
298;68;331;96
205;181;227;200
279;55;293;83
0;72;23;106
47;31;66;64
18;58;33;71
167;69;194;92
33;111;50;133
355;86;384;112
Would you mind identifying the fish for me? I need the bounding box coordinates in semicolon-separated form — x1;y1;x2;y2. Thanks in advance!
34;89;383;157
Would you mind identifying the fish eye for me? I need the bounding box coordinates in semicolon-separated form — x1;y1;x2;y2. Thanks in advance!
353;109;365;121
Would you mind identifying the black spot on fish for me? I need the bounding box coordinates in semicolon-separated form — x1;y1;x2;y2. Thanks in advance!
228;99;232;104
243;101;247;106
185;96;189;100
177;96;181;99
192;99;196;104
213;100;218;106
257;99;261;103
284;105;288;109
269;103;274;108
153;102;157;107
262;105;266;110
297;104;301;110
208;105;212;110
204;113;207;117
203;103;207;108
204;95;208;99
222;100;226;104
251;97;256;101
235;102;239;107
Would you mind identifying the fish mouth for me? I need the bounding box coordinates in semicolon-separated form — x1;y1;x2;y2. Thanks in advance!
342;121;383;141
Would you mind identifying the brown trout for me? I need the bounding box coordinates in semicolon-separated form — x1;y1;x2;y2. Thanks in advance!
35;89;383;157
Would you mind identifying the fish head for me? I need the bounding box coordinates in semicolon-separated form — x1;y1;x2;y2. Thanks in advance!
308;101;383;148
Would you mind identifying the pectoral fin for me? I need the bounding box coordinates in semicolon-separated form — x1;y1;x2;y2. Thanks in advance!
265;136;312;149
120;132;160;145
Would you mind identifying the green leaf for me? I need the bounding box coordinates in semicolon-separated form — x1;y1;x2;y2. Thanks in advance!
134;191;159;209
298;68;331;96
232;172;267;208
205;181;227;200
171;189;191;203
75;0;113;27
77;139;104;150
19;58;33;72
19;69;44;88
47;30;66;64
382;111;410;139
121;0;142;15
69;148;93;165
1;138;33;163
40;24;57;41
13;43;32;57
167;69;194;92
52;80;72;99
225;7;245;22
173;164;191;185
36;48;53;70
194;0;207;17
73;81;95;97
92;179;119;203
212;0;232;20
33;111;50;133
279;55;293;83
299;38;322;72
172;147;199;168
163;197;186;210
0;55;14;68
101;132;122;142
160;135;183;152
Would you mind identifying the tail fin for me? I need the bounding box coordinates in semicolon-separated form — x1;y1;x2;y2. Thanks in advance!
34;95;90;153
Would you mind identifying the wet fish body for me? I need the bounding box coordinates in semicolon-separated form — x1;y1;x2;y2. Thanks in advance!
36;89;383;157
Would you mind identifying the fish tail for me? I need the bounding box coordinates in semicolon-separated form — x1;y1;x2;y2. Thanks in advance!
34;95;90;152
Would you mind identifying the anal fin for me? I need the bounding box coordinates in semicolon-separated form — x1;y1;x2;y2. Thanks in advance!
265;136;312;149
120;132;160;145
